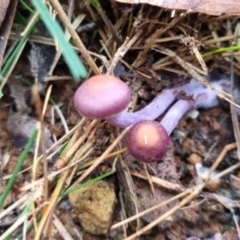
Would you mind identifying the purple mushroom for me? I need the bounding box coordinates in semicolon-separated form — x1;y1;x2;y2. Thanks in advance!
74;74;179;127
126;78;231;162
74;74;232;163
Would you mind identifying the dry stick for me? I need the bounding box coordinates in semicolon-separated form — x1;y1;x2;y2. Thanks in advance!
107;29;143;75
143;163;155;196
31;85;52;232
64;120;98;160
73;127;130;186
124;183;205;240
111;189;190;230
212;161;240;180
230;60;240;159
34;120;97;240
0;203;48;240
94;2;121;46
49;0;101;75
41;118;86;158
134;14;183;67
130;171;185;192
32;85;52;192
38;144;93;238
113;143;239;233
0;194;29;220
1;119;87;183
20;147;124;193
208;142;237;179
65;121;99;186
20;146;93;192
53;214;74;240
153;46;240;108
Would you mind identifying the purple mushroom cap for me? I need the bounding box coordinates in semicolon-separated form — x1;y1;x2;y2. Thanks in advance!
126;120;169;163
74;75;131;119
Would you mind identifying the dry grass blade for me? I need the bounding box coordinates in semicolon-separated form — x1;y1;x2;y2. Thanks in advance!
107;29;142;74
153;46;240;108
34;120;97;239
49;0;100;75
111;189;190;230
73;126;130;186
130;171;185;192
52;214;74;239
124;184;205;240
230;59;240;160
207;142;237;179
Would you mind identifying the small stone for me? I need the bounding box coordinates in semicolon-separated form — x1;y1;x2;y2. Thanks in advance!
187;153;202;165
69;180;116;235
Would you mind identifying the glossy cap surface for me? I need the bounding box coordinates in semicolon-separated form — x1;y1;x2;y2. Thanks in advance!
74;75;131;119
126;120;169;163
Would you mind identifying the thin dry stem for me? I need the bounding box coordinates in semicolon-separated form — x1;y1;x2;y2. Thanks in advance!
111;189;190;230
73;127;130;185
107;29;143;74
34;144;92;239
52;214;74;239
49;0;101;75
124;184;205;240
130;171;185;192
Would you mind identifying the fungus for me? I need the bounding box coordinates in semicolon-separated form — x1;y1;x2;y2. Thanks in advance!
125;78;231;163
74;74;231;128
126;120;169;163
74;74;234;163
74;74;178;127
74;74;131;119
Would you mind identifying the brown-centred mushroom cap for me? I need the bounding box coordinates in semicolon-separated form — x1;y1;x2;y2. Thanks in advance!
74;75;131;119
126;120;169;163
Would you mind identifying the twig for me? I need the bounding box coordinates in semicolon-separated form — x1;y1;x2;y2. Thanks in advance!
130;171;185;192
111;189;190;230
124;184;205;240
73;127;130;185
107;29;142;75
49;0;100;75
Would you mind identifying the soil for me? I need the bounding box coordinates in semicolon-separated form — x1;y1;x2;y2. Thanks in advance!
0;1;240;240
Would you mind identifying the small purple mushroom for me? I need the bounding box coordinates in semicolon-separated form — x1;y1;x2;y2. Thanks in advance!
125;78;231;162
74;74;232;163
74;74;178;126
74;74;131;119
126;120;169;163
74;74;231;128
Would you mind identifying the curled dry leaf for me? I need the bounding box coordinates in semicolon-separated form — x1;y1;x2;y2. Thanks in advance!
114;0;240;16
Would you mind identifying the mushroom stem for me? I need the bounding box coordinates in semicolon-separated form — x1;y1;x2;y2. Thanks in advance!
107;88;177;128
108;78;230;128
160;79;229;135
160;95;203;134
125;78;231;162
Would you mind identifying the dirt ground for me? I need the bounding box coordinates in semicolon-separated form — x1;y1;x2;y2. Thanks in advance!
0;1;240;240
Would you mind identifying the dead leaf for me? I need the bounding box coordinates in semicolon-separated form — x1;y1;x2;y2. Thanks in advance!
114;0;240;16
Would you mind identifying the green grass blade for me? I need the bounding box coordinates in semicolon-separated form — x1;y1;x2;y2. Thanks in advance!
202;45;240;57
31;0;88;81
61;171;113;197
0;130;38;209
0;31;31;79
